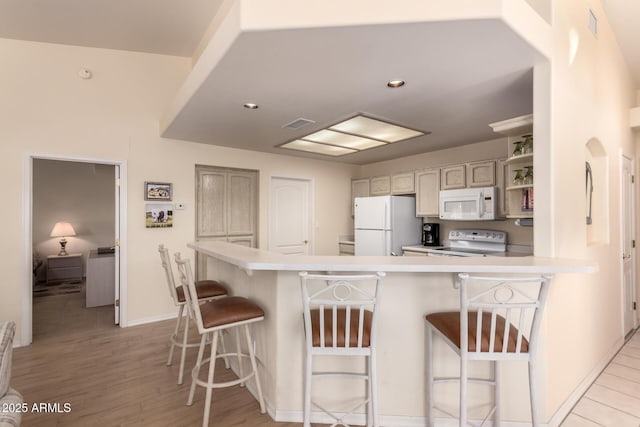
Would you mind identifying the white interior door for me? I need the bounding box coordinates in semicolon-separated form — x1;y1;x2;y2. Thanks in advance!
622;155;637;335
269;177;312;255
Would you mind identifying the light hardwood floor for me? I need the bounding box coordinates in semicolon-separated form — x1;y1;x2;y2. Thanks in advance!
15;292;640;426
14;292;299;427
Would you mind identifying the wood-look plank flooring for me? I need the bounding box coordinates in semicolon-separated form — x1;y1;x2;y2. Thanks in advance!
16;292;640;426
561;330;640;427
13;292;299;427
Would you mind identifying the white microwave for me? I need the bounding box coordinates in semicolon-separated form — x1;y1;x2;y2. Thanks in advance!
439;186;498;221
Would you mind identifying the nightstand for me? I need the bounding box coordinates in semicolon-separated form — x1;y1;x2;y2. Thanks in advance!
47;253;82;284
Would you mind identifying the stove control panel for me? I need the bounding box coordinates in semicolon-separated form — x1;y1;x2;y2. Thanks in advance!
448;229;507;244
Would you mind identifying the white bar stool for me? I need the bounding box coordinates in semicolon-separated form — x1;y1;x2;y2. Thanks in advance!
158;244;228;384
175;253;265;427
425;273;551;426
299;271;385;427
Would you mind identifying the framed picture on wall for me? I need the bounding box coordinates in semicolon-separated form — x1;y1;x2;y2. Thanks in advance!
144;181;172;201
145;204;173;228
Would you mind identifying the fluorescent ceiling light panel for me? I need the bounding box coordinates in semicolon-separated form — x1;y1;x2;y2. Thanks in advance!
303;129;386;150
280;140;356;156
329;115;423;143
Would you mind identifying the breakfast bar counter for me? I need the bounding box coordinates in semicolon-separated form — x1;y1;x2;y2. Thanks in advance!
187;241;596;425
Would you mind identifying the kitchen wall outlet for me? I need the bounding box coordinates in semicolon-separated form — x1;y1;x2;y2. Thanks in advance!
175;203;185;210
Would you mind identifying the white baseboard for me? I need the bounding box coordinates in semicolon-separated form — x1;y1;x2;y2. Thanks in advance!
546;336;625;426
124;311;177;327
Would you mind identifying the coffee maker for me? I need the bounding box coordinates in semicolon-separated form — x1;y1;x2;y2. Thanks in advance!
422;223;440;246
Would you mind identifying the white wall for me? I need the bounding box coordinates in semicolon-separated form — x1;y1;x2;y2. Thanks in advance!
33;159;115;281
0;38;358;342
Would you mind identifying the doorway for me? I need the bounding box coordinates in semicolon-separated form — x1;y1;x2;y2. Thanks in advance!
269;176;313;255
23;155;126;345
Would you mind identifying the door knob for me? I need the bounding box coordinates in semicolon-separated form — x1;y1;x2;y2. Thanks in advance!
304;240;308;244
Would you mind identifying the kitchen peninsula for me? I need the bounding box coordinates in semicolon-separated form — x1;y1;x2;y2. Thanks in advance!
188;241;596;425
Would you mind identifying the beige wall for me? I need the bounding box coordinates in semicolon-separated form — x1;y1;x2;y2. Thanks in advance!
33;159;115;280
539;0;637;420
0;38;358;343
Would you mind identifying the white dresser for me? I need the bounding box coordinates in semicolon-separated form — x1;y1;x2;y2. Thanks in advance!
86;250;115;308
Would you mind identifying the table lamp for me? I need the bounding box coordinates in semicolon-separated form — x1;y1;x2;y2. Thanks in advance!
50;222;76;256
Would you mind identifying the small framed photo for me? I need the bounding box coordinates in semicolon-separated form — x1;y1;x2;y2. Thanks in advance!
146;204;173;228
144;182;172;201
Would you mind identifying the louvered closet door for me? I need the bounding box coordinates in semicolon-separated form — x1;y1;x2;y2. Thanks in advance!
195;166;258;280
197;169;227;237
227;171;256;236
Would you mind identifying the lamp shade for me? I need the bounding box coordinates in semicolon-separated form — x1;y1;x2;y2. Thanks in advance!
50;222;76;237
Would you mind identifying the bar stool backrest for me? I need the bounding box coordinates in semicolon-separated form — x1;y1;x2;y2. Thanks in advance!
158;244;180;306
456;273;551;360
174;253;203;333
300;272;385;353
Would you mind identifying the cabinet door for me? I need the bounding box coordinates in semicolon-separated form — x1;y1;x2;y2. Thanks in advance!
466;161;496;187
495;159;510;217
227;171;257;236
196;169;227;237
370;176;391;195
415;169;440;217
440;165;466;190
228;235;255;247
351;178;370;215
391;172;415;194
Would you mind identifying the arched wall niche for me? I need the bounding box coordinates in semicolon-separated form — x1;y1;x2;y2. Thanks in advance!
585;138;608;245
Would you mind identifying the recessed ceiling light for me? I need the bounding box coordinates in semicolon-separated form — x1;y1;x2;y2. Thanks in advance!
243;103;259;109
387;80;405;88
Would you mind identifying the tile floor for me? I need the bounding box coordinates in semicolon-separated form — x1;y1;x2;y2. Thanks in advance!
561;330;640;426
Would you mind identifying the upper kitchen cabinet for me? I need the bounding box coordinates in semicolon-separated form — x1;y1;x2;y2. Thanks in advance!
489;114;534;219
370;175;392;196
351;178;370;215
466;161;496;187
440;164;466;190
415;168;440;217
391;172;416;195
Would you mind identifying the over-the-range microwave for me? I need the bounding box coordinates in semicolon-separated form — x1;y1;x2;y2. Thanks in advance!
439;186;498;221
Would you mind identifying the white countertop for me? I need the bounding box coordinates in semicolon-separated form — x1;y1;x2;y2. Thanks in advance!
189;241;597;274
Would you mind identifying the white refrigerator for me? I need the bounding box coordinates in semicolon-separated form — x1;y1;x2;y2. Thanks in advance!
354;195;422;256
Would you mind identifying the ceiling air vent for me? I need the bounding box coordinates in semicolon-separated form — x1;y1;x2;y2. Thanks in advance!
282;118;315;130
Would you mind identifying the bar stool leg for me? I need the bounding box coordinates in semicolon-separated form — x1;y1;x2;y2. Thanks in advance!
245;324;266;413
494;360;500;427
188;334;207;406
460;353;468;427
168;304;184;366
236;327;245;387
303;350;312;427
178;308;191;385
426;326;435;427
529;360;539;427
220;330;230;369
369;349;379;427
202;330;219;427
